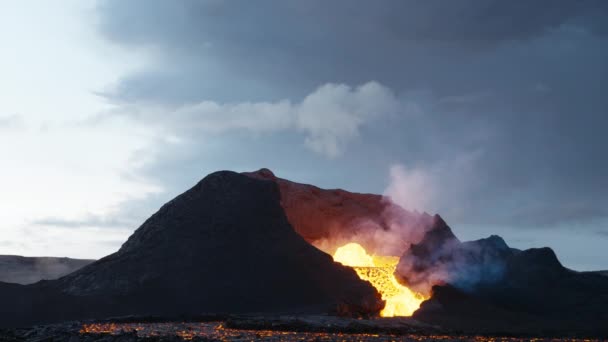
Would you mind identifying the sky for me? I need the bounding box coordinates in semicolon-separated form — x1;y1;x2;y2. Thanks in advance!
0;0;607;270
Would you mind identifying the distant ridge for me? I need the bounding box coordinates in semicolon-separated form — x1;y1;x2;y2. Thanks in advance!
0;255;93;285
594;270;608;277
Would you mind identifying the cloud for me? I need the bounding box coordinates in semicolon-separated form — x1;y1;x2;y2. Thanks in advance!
382;1;608;43
32;215;134;230
0;115;22;130
87;0;599;109
297;82;399;157
90;0;608;233
384;165;437;213
97;1;607;50
113;81;399;158
31;189;172;233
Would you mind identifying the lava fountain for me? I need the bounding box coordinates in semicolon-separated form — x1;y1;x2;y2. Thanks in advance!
333;243;426;317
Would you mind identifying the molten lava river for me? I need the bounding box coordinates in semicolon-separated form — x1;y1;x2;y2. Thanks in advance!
332;243;427;317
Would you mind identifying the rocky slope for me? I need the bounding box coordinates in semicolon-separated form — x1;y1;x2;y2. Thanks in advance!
407;222;608;336
0;171;382;328
244;169;513;295
1;168;606;336
245;168;608;336
0;255;93;285
243;168;436;256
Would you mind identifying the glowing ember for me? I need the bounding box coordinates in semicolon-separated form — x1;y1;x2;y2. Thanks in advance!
333;242;426;317
79;322;586;341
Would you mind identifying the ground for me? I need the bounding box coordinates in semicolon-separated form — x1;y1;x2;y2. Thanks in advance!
0;315;602;341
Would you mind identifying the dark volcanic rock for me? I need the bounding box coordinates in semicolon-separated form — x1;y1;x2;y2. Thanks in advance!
0;255;93;285
479;248;608;319
415;273;608;337
413;285;541;335
594;270;608;277
393;214;608;335
0;171;383;327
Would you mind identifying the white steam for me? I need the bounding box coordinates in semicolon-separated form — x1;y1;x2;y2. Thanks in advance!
384;164;438;213
383;151;482;218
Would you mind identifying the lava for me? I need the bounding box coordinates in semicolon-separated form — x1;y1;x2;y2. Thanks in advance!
333;243;426;317
79;322;598;341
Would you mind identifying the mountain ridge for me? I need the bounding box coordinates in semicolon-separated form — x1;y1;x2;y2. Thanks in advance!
0;168;606;336
0;255;93;285
0;170;384;327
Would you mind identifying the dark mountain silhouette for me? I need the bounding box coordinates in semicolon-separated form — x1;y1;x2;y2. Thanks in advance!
408;222;608;336
594;270;608;277
0;171;383;327
0;255;93;285
0;168;606;336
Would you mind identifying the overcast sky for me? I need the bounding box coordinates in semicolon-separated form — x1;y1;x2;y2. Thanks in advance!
1;0;607;270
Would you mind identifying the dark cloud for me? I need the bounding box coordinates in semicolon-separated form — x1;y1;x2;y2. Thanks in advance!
97;1;608;49
92;0;608;234
95;0;608;102
384;1;608;43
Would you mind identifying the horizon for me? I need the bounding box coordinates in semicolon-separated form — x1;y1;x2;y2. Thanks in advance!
1;0;607;271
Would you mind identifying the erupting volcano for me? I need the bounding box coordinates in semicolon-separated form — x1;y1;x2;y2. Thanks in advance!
332;243;426;317
1;169;607;339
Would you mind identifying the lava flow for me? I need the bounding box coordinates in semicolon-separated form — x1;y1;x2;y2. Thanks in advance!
333;243;426;317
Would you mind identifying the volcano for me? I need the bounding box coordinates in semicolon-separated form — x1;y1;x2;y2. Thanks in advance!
0;168;607;337
245;168;608;335
0;171;383;327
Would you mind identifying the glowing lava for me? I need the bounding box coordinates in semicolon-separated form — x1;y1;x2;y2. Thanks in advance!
333;243;426;317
